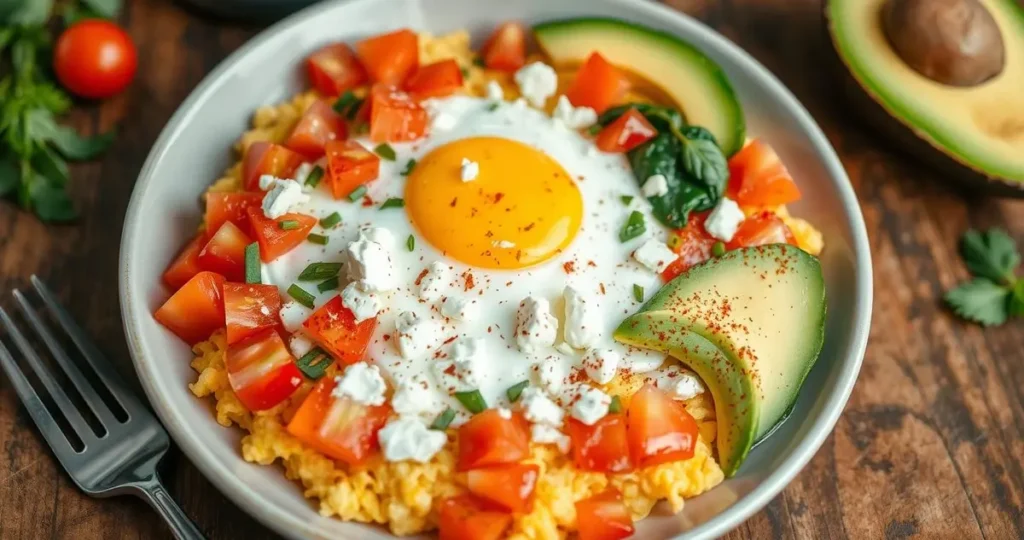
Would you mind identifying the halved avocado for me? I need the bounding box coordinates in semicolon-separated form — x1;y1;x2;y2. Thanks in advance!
827;0;1024;196
534;17;746;156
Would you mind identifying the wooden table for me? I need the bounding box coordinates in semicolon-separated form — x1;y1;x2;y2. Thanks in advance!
2;0;1023;538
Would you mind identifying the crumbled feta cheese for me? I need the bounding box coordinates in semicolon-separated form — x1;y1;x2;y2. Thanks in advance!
497;407;512;419
495;240;516;248
394;311;443;360
433;112;457;131
345;238;396;292
431;360;475;393
642;174;670;197
618;115;657;147
513;62;558;107
419;261;452;302
520;387;564;426
292;162;314;184
288;335;314;358
486;80;504;101
278;301;312;332
441;295;480;321
359;226;395;247
378;417;448;463
449;337;484;388
705;197;746;242
655;368;706;401
391;375;446;418
258;174;283;191
552;95;597;129
555;342;576;357
515;297;558;353
332;362;387;406
261;179;310;219
341;281;382;323
537;356;572;394
581;348;621;385
460;158;479;182
570;386;612;426
531;424;570;452
633;239;679;272
563;285;601;350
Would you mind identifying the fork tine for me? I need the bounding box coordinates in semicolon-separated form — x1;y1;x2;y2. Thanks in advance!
0;306;95;444
13;289;123;427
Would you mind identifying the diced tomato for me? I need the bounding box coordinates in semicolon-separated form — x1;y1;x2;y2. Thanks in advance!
285;100;347;159
162;233;206;290
307;42;367;97
625;384;699;468
438;495;513;540
726;211;797;250
324;139;381;199
480;22;526;72
368;84;428;142
242;142;305;192
466;463;539;513
205;192;263;237
594;108;656;153
727;139;802;207
224;328;301;411
575;489;635;540
196;221;251;282
355;29;418;85
565;414;634;473
661;212;717;282
302;295;377;365
404;59;463;100
565;52;629;114
154;271;225;345
223;283;282;345
286;376;391;465
457;409;530;471
246;207;317;262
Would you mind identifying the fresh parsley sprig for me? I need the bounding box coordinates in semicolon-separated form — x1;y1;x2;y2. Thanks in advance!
945;228;1024;326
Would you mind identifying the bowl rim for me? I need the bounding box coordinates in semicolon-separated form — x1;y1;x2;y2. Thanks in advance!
119;0;873;538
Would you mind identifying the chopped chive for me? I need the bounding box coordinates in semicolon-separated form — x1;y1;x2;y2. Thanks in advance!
400;159;416;176
297;262;343;281
454;389;487;414
587;124;602;136
486;102;500;112
608;395;622;414
633;284;644;302
430;408;456;430
244;242;261;284
380;198;404;210
712;241;727;257
307;233;329;245
347;185;367;202
319;212;342;229
406;234;415;252
373;143;397;161
296;348;333;380
472;57;485;67
506;380;529;403
460;66;470;78
619;211;646;242
278;219;300;231
287;284;316;309
317;276;339;293
304;165;325;187
332;91;360;117
620;195;634;205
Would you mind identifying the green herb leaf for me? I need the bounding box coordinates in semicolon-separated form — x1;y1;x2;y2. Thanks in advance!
37;116;116;161
81;0;122;18
332;91;360;117
287;284;316;309
304;165;325;188
944;278;1010;327
506;380;529;403
960;228;1020;285
460;67;470;78
32;146;68;186
486;102;500;112
347;185;367;202
9;0;54;25
620;195;633;205
1010;281;1024;318
629;134;713;228
296;348;333;380
278;219;299;230
679;127;728;198
297;262;343;281
632;284;644;302
244;242;261;284
307;233;328;245
472;57;485;68
608;395;622;414
586;124;602;136
317;276;339;293
406;234;415;251
430;408;456;430
619;210;646;242
401;159;416;176
28;178;76;222
319;212;341;228
0;157;20;197
454;390;488;414
599;103;686;132
374;143;397;161
380;197;404;209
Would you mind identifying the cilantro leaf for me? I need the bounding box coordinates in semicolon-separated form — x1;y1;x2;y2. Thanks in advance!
29;177;76;222
961;228;1020;285
944;278;1010;327
0;157;18;197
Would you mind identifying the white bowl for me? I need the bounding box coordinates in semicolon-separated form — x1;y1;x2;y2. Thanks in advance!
119;0;873;537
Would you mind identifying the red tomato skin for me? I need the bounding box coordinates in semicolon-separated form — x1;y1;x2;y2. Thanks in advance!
302;296;377;365
223;283;283;345
726;211;797;250
565;414;635;473
285;100;348;159
565;52;629;114
307;43;367;96
466;463;540;513
355;29;419;85
727;140;802;207
404;59;464;100
324;140;381;199
595;109;657;153
457;409;531;471
197;221;252;282
480;22;527;72
246;207;317;262
661;212;717;282
162;233;207;290
626;385;699;468
54;20;137;99
225;329;301;411
575;489;635;540
286;377;391;466
242;142;305;192
205;192;264;237
368;85;428;142
154;271;225;345
438;495;513;540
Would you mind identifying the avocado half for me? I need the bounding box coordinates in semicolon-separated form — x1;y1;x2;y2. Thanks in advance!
827;0;1024;196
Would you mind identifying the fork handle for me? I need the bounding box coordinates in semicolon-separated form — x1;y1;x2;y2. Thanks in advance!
136;477;206;540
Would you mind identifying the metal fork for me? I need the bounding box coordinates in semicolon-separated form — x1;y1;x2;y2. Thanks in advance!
0;276;204;540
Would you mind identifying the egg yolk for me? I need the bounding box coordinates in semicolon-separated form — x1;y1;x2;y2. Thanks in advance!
406;137;583;269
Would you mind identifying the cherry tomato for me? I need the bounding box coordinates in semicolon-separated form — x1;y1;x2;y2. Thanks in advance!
54;20;137;99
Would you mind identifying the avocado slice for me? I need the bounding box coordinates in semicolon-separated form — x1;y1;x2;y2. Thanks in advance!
827;0;1024;195
534;17;746;156
615;245;826;451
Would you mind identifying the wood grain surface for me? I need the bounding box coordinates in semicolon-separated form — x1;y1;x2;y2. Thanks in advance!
2;0;1023;538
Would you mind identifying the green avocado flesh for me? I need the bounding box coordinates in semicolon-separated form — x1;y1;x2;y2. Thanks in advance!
827;0;1024;182
614;245;826;475
533;17;746;156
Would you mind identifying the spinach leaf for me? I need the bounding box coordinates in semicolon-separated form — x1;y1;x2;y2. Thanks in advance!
629;133;713;228
599;103;686;132
679;126;728;198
